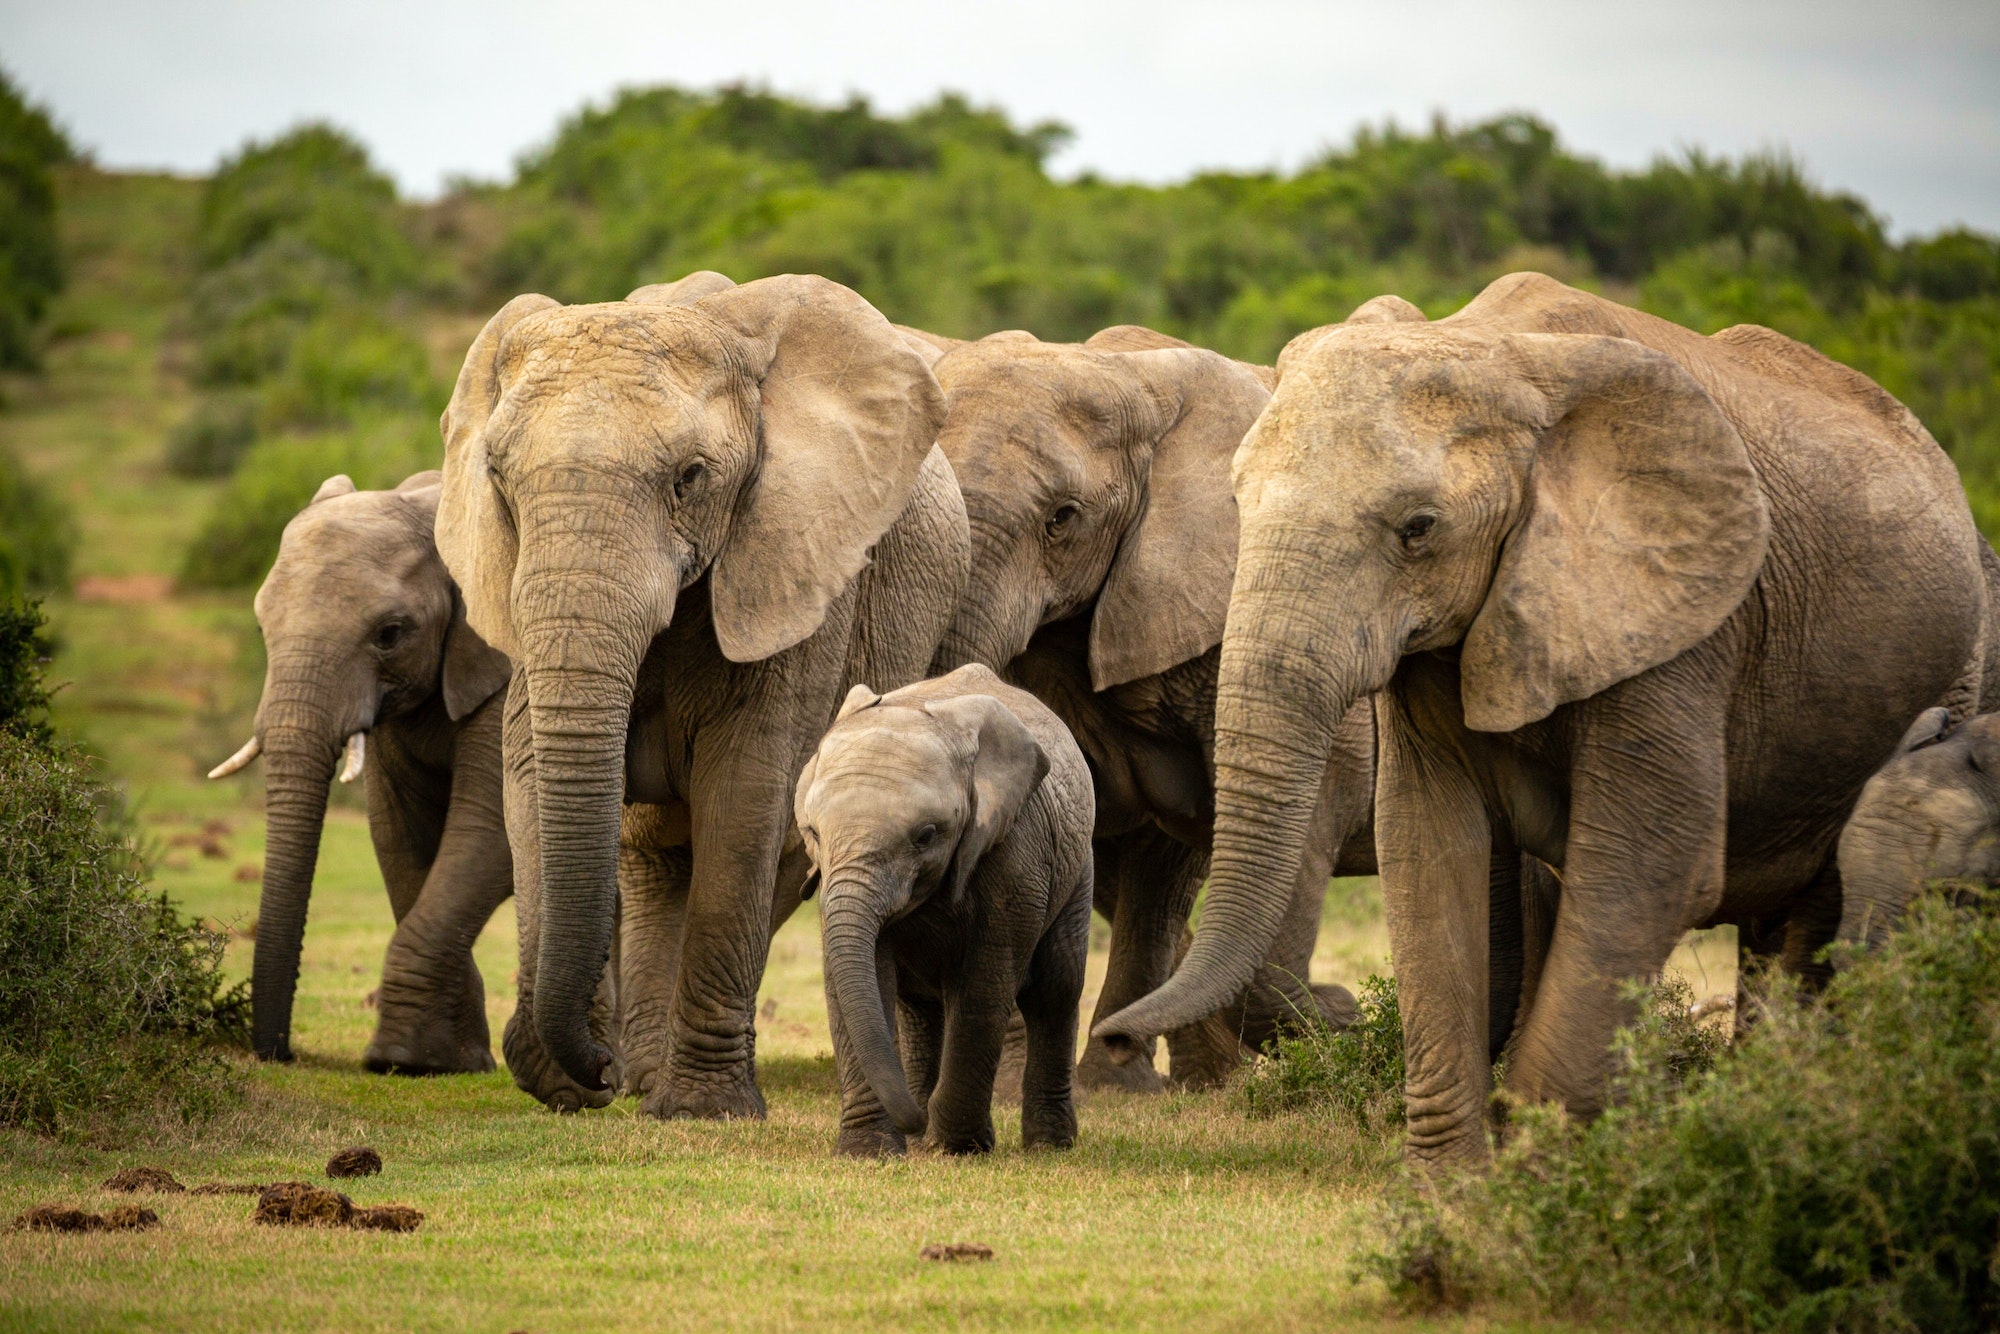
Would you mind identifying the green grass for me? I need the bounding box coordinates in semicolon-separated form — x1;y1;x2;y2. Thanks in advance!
0;166;1730;1334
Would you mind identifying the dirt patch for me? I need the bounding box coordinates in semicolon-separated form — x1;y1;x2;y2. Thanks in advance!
12;1203;159;1232
350;1205;424;1232
234;863;262;883
919;1242;994;1262
72;573;173;604
189;1182;264;1196
102;1166;185;1193
253;1182;353;1227
326;1146;382;1178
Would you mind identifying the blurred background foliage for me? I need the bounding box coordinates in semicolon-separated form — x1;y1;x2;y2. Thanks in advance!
3;78;1998;590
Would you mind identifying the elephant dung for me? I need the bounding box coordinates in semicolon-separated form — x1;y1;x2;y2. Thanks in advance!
349;1204;424;1232
12;1203;159;1232
189;1182;265;1196
253;1181;354;1226
325;1146;382;1178
102;1166;185;1193
919;1242;994;1262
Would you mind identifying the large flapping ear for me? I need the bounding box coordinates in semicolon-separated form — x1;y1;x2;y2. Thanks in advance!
925;693;1050;901
1088;347;1271;690
626;270;736;305
694;274;948;663
1460;333;1770;732
441;593;512;721
434;293;561;659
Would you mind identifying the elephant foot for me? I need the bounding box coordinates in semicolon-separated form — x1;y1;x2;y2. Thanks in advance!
836;1124;908;1158
1075;1036;1166;1094
1167;1014;1247;1090
640;1067;768;1121
364;1017;495;1076
502;1009;615;1112
1020;1101;1077;1151
1312;983;1358;1031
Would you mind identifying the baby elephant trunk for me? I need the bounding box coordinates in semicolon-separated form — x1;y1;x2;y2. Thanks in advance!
821;888;927;1136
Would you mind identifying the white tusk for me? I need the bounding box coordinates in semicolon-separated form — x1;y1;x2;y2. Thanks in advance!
207;735;261;779
337;731;367;784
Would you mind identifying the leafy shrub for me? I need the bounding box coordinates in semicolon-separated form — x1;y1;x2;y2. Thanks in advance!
178;416;439;589
0;66;71;371
1241;973;1404;1128
260;312;437;427
1366;893;2000;1332
0;597;55;745
164;390;259;478
0;443;74;598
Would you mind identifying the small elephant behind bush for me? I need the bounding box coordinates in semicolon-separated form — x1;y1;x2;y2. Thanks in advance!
795;663;1094;1157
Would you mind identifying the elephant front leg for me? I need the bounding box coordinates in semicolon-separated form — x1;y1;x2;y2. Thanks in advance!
640;732;788;1121
829;941;908;1157
928;994;1012;1155
1077;828;1201;1093
617;804;692;1100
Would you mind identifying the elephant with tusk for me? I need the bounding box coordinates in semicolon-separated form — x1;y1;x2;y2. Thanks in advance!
216;469;514;1072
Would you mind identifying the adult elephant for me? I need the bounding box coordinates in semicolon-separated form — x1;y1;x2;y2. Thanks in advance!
211;470;512;1071
929;323;1375;1091
1095;273;1989;1166
436;272;968;1117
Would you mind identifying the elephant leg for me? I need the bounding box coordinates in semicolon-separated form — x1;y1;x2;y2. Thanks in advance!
642;726;789;1121
929;992;1011;1155
1018;886;1090;1150
897;992;946;1108
1511;856;1561;1054
618;805;691;1100
1078;828;1200;1093
1485;834;1526;1067
368;705;511;1075
1779;857;1845;992
497;686;613;1111
1506;667;1729;1127
829;939;906;1158
989;1009;1029;1106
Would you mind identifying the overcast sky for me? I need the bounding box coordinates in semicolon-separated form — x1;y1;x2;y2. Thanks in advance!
3;0;1996;236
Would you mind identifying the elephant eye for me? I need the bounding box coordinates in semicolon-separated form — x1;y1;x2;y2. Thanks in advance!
674;461;706;500
912;823;939;850
1396;514;1437;550
1044;502;1080;538
373;621;407;651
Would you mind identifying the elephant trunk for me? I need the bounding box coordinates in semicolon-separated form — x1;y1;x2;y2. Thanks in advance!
249;677;347;1061
515;539;666;1092
1834;807;1935;953
822;888;926;1135
1094;531;1391;1050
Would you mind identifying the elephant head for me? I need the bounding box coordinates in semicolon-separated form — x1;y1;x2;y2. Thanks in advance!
1837;708;2000;949
794;668;1050;1134
435;274;946;1093
930;329;1271;691
213;471;510;1061
1095;279;1770;1047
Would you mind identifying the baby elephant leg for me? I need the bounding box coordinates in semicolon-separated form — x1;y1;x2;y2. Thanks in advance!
928;999;1012;1155
1018;889;1090;1150
828;947;909;1158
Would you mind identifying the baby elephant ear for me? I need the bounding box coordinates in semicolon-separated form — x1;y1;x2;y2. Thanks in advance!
834;684;880;722
311;474;357;505
626;270;735;305
925;693;1050;900
1894;706;1953;757
442;593;511;722
1460;333;1770;732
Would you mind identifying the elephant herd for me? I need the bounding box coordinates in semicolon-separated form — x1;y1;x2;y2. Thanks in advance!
215;268;2000;1166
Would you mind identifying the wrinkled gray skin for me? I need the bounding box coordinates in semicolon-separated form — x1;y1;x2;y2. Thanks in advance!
218;470;513;1070
1837;707;2000;949
926;324;1372;1091
1097;273;1989;1167
797;664;1094;1157
436;271;969;1117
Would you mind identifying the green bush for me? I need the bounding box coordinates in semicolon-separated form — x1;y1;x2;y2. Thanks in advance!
0;597;55;746
260;311;437;427
164;390;259;478
178;416;439;589
1368;894;2000;1332
1240;974;1405;1128
0;443;74;598
0;65;71;371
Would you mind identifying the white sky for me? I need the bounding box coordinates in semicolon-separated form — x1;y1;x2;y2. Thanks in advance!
3;0;1996;236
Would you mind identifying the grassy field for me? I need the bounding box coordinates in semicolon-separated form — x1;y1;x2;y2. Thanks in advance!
0;168;1730;1333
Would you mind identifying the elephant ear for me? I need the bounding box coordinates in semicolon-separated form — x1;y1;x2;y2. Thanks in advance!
893;325;961;367
695;274;947;663
1460;333;1770;733
1088;347;1271;690
626;270;735;305
441;594;512;721
1894;706;1953;757
925;692;1050;901
1345;294;1427;326
311;474;357;505
1084;324;1193;353
434;293;562;659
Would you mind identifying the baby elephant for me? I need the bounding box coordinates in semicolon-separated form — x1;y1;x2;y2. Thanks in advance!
795;664;1094;1157
1837;707;2000;950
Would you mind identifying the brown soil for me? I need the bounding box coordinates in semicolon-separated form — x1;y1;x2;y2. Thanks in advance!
349;1204;424;1232
325;1146;382;1178
252;1182;353;1227
102;1205;159;1231
189;1182;264;1196
919;1242;994;1262
102;1166;185;1193
72;573;173;604
234;863;262;883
